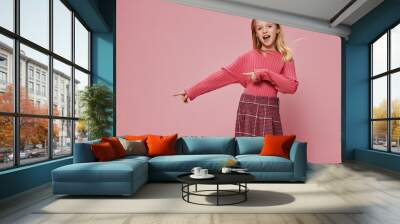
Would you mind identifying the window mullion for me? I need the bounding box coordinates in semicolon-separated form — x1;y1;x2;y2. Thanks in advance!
388;30;391;153
71;10;76;154
49;0;53;160
13;0;20;167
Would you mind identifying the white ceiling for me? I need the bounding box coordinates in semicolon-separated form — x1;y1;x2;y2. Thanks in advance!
167;0;384;38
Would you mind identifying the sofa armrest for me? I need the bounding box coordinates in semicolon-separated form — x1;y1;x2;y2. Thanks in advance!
73;140;100;163
289;141;307;181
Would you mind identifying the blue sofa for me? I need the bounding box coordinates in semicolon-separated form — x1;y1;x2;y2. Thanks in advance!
52;136;307;196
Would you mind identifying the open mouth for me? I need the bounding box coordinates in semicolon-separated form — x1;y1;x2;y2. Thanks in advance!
262;35;270;41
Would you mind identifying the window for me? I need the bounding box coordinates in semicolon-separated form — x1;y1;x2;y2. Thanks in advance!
42;85;46;97
0;71;6;85
35;83;40;95
0;55;7;67
28;67;34;80
35;70;40;81
0;35;13;110
28;81;34;94
0;0;14;32
0;0;91;170
20;0;49;49
371;23;400;154
75;18;89;70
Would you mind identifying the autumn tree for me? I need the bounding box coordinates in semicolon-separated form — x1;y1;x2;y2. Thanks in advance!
372;99;400;144
0;84;59;152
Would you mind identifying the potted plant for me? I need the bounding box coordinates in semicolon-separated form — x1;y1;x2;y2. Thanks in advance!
79;84;113;140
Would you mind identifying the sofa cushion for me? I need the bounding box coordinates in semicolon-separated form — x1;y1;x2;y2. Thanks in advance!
91;142;118;161
148;154;235;172
177;137;236;155
260;135;296;159
236;155;293;172
73;139;100;163
101;137;127;158
53;159;147;183
147;134;178;157
235;137;264;155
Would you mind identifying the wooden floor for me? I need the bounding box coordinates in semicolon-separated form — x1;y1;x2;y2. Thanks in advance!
1;162;400;224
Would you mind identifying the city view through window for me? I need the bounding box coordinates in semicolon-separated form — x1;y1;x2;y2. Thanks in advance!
371;23;400;153
0;0;90;170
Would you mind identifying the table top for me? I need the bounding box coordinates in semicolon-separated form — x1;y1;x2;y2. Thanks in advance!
177;172;255;185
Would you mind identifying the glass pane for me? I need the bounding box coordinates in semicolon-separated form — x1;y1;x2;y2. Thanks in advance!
74;17;89;70
20;44;49;115
75;120;88;143
391;72;400;118
372;33;387;76
0;34;14;112
372;121;388;151
0;116;13;170
53;59;72;117
20;117;49;165
0;0;14;31
392;24;400;70
391;120;400;153
20;0;49;49
53;0;72;60
372;77;387;119
53;119;72;157
74;69;89;118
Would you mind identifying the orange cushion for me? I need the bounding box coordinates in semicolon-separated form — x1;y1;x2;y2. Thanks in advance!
146;134;178;157
260;135;296;159
124;135;148;141
91;142;117;161
101;137;127;158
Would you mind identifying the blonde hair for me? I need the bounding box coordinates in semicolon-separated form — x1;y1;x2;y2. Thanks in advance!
251;19;293;62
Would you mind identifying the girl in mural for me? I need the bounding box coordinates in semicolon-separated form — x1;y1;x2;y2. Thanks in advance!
174;19;298;137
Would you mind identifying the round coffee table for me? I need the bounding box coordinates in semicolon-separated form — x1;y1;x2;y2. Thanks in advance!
177;173;255;206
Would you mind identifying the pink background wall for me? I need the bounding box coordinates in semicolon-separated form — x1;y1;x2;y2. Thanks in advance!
116;0;341;163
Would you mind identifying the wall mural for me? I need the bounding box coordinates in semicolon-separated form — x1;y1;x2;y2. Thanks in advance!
174;20;298;137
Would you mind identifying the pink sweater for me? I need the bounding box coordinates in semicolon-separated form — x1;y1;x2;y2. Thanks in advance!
185;49;298;100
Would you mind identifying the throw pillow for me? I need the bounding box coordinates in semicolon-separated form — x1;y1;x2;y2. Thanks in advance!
260;135;296;159
146;133;178;157
119;138;147;156
91;142;117;161
124;135;148;141
101;137;127;158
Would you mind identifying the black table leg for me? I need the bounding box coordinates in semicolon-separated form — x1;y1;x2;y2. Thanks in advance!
217;184;219;206
195;184;197;192
245;183;247;201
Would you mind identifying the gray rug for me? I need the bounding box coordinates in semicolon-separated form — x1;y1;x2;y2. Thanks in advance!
37;183;362;214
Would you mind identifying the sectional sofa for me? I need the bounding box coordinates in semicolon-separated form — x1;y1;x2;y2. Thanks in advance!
52;136;307;196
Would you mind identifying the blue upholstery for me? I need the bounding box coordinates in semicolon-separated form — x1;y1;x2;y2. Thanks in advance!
236;155;293;172
52;137;307;195
52;158;148;195
177;136;236;155
73;140;100;163
235;137;264;155
149;154;234;172
290;141;308;181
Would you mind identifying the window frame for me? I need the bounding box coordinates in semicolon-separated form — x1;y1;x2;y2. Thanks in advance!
370;20;400;154
0;0;92;171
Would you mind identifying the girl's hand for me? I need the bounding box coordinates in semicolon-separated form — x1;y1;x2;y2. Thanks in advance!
173;91;189;103
242;72;260;83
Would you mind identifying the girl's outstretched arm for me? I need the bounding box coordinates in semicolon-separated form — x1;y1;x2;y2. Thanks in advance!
185;55;248;101
254;60;298;94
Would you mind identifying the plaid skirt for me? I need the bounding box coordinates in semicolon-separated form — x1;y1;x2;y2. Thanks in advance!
235;93;283;137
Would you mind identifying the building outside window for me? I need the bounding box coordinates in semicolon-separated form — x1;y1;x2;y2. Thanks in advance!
0;0;91;170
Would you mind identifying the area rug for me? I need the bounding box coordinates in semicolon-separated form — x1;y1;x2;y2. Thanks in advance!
37;183;362;214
